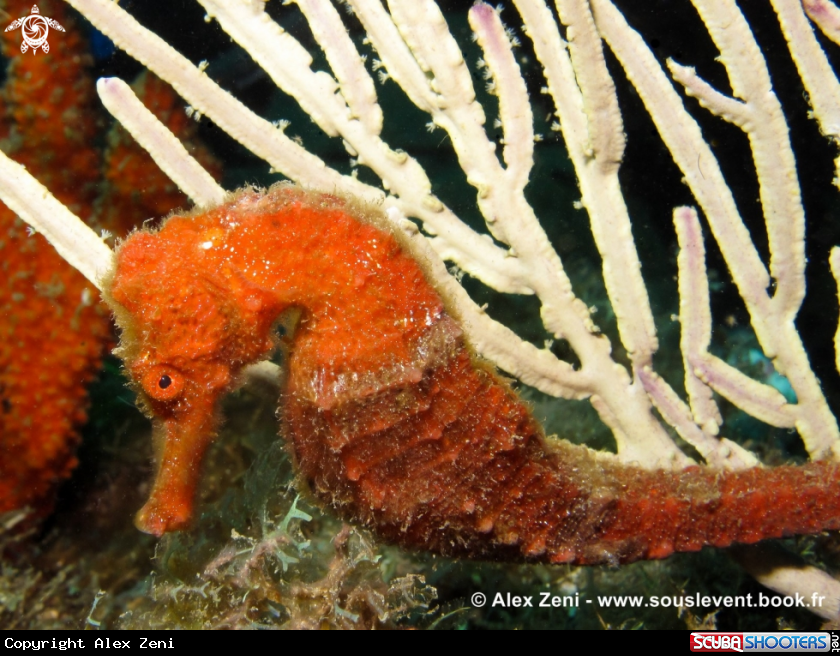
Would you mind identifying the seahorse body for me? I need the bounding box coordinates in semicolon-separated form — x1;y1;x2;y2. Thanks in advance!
105;185;840;565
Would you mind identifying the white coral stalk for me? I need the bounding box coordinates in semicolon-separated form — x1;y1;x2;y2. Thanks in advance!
96;77;226;209
0;149;111;287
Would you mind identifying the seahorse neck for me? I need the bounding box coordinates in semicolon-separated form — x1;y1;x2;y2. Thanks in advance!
198;192;447;404
213;196;438;323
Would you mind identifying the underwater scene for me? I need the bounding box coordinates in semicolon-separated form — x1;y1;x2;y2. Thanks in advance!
2;0;840;631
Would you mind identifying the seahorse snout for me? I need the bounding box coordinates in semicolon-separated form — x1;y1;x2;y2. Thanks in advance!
134;400;220;536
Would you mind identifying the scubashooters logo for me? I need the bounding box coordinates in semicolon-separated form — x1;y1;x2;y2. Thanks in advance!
691;635;744;653
690;632;830;652
5;5;64;54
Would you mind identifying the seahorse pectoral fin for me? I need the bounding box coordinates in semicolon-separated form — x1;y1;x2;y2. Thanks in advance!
134;406;218;536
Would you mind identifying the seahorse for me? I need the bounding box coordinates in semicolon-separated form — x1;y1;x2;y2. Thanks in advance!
103;184;840;565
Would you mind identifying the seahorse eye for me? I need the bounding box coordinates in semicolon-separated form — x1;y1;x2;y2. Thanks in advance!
139;367;184;402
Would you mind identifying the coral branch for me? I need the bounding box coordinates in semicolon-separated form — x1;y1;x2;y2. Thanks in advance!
777;0;840;136
593;0;839;459
0;148;111;288
96;78;225;209
673;206;722;437
804;0;840;47
66;0;350;195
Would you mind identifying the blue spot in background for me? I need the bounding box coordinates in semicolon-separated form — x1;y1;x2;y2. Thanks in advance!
88;27;114;61
747;348;797;403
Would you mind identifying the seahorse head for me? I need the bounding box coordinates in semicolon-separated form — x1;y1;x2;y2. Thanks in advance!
105;219;281;535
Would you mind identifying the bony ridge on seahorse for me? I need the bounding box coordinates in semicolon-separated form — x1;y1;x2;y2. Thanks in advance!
103;183;840;566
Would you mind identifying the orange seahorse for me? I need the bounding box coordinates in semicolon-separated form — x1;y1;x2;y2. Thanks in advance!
104;184;840;565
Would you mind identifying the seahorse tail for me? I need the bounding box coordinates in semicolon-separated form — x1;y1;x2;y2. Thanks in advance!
285;328;840;565
564;454;840;565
